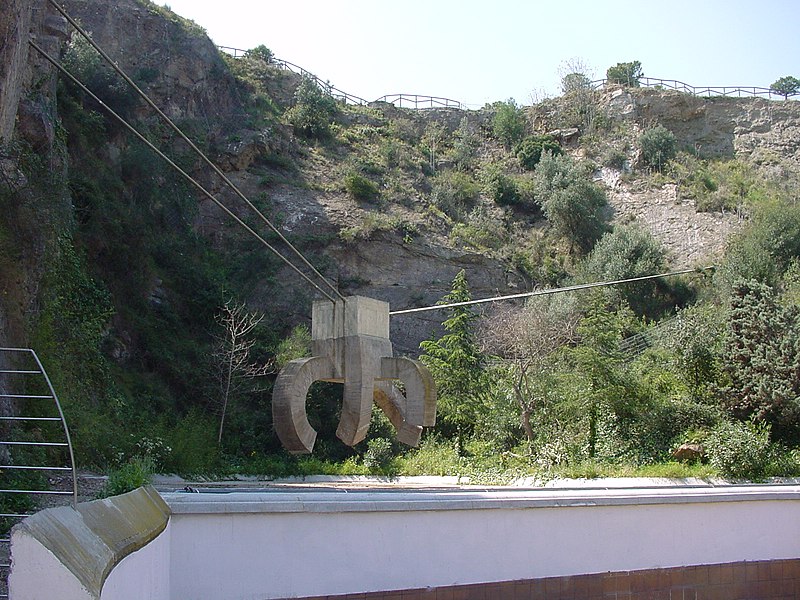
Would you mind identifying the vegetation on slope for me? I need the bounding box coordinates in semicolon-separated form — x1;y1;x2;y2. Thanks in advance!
3;19;800;489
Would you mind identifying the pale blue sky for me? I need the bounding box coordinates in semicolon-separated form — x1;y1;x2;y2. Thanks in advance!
162;0;799;108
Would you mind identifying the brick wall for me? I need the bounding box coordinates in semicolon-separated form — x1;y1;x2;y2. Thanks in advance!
297;558;800;600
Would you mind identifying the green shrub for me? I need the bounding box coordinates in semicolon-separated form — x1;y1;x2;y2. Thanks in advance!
515;135;563;170
705;420;770;479
491;99;526;149
344;172;379;202
363;438;394;471
639;125;676;172
285;76;338;139
431;170;479;217
481;164;520;207
100;456;155;498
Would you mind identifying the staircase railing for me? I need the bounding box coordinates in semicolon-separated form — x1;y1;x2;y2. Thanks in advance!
0;347;77;598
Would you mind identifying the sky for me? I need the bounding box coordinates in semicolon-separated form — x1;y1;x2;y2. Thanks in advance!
161;0;799;109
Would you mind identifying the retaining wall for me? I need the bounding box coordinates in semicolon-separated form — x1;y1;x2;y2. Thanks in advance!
10;484;800;599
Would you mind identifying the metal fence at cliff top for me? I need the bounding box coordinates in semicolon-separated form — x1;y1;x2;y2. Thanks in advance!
218;46;464;109
591;76;795;100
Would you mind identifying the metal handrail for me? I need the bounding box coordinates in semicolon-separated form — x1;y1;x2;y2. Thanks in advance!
374;94;463;110
590;77;796;100
217;46;464;109
0;348;78;508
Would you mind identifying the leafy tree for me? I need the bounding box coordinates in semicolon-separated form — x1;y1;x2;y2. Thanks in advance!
722;201;800;286
480;294;581;446
715;280;800;442
480;163;522;207
419;271;491;454
770;76;800;99
562;72;592;94
606;61;643;87
533;152;608;253
561;294;635;458
515;135;562;171
244;44;273;63
639;125;676;172
491;99;526;149
583;224;668;315
450;117;480;171
421;123;447;173
285;76;338;139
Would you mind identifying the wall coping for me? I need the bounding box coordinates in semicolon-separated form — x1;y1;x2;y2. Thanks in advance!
12;485;170;598
163;483;800;515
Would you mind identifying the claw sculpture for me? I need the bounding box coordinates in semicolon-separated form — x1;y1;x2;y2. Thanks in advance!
272;296;437;454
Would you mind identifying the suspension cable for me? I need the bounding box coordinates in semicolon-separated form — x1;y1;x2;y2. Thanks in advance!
389;267;715;315
47;0;345;302
30;40;337;303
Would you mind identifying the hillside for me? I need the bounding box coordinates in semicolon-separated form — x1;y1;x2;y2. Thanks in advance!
2;0;800;478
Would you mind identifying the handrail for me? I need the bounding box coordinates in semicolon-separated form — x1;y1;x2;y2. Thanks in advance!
217;46;464;109
590;77;796;100
374;94;463;110
0;348;78;508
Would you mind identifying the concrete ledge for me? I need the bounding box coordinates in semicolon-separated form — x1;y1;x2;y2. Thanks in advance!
163;483;800;514
10;485;170;599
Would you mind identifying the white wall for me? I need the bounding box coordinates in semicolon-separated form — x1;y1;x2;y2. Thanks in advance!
100;523;171;600
163;485;800;599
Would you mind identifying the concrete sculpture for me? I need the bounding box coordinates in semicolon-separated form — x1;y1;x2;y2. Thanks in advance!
272;296;437;454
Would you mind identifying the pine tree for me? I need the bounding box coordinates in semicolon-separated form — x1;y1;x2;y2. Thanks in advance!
420;270;490;454
716;280;800;441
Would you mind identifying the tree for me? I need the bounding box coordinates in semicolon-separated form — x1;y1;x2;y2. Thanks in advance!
491;99;526;150
285;76;338;139
421;123;447;173
771;76;800;99
213;299;270;445
606;61;643;87
558;57;594;94
533;152;608;253
583;224;668;315
722;201;800;287
715;280;800;442
639;125;677;172
419;271;491;454
480;294;581;447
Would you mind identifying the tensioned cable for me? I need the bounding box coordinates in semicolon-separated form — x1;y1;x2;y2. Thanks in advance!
47;0;345;302
389;267;714;315
30;40;337;303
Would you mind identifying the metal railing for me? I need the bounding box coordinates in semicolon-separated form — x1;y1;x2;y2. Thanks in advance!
0;348;78;598
218;46;464;110
591;77;796;100
374;94;463;110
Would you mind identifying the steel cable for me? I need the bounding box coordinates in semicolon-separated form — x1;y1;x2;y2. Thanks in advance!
30;40;337;303
47;0;344;301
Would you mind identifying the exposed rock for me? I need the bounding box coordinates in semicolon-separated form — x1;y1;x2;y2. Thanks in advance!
672;443;705;463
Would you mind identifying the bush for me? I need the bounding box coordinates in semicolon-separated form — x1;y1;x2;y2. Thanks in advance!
481;164;520;207
363;437;394;471
431;170;480;217
99;456;155;498
344;172;379;202
705;420;770;479
533;152;608;253
639;125;676;172
606;61;643;87
515;135;562;170
285;76;338;139
491;99;526;149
